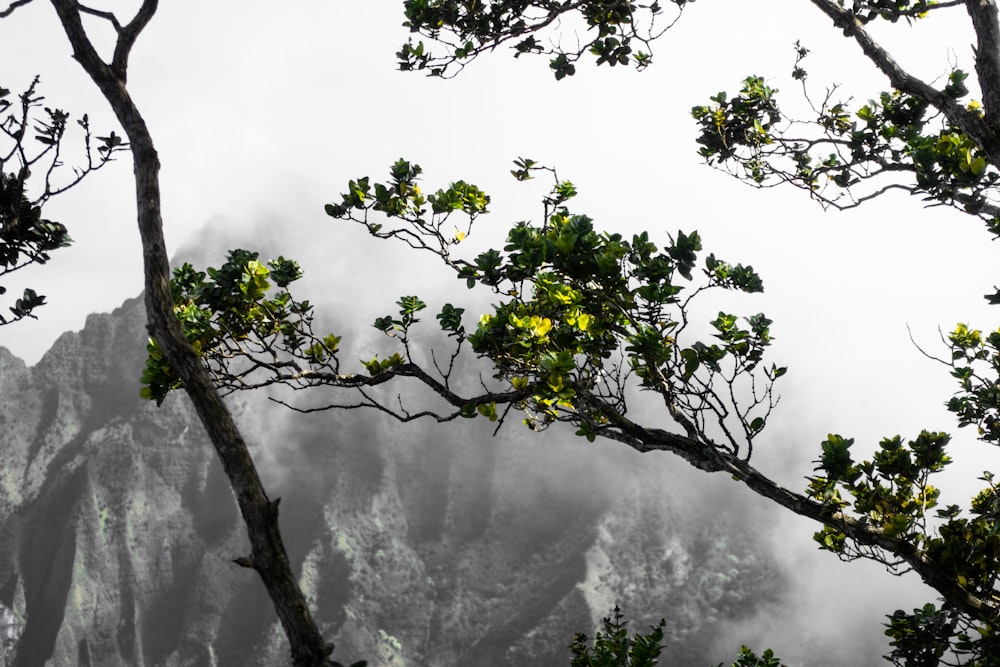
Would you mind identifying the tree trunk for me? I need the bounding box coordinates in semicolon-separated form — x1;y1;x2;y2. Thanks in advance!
47;2;335;664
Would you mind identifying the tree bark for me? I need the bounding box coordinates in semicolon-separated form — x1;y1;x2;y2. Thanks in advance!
46;2;334;664
967;0;1000;130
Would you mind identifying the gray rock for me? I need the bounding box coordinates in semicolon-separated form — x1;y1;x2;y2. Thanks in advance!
0;296;784;667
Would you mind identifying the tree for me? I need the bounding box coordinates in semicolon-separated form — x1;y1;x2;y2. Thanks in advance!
569;605;667;667
0;2;346;665
11;0;1000;665
140;1;1000;665
568;604;783;666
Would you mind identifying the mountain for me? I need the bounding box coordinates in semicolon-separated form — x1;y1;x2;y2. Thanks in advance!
0;295;786;666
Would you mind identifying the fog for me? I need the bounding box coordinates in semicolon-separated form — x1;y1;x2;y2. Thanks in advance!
159;196;945;663
3;1;1000;664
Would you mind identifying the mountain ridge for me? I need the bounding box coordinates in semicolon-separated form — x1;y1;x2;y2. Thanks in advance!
0;292;786;666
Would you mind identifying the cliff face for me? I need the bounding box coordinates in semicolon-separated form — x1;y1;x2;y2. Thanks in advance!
0;296;784;667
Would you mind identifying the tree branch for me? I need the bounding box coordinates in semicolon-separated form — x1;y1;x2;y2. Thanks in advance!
77;4;122;31
0;0;33;19
810;0;1000;163
582;391;997;622
256;348;1000;625
111;0;157;82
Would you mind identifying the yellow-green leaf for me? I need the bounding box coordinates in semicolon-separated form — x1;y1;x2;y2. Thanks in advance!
532;317;552;338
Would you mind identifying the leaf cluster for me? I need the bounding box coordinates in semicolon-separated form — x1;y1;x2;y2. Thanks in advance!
150;160;780;460
458;209;774;441
808;431;950;546
567;605;784;667
692;59;1000;229
843;0;938;24
806;426;1000;664
716;647;785;667
0;171;68;323
325;158;488;254
397;0;680;78
568;606;666;667
692;77;781;183
327;160;779;450
944;323;1000;443
0;76;125;325
884;599;1000;667
140;249;334;405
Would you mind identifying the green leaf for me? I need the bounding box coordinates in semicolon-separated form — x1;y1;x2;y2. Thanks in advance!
476;402;498;421
680;347;699;380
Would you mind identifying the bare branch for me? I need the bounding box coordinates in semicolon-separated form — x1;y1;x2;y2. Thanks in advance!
111;0;157;82
0;0;34;19
907;323;955;367
77;4;122;31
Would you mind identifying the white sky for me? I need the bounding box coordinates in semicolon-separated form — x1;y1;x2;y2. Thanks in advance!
3;0;1000;661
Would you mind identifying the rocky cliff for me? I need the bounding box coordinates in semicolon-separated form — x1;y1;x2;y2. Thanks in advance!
0;295;785;666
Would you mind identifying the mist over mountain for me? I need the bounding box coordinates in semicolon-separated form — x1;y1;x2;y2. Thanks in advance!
0;207;908;666
0;288;805;667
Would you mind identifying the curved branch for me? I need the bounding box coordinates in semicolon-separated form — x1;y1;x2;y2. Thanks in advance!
0;0;33;18
579;391;997;621
257;346;999;624
731;455;997;621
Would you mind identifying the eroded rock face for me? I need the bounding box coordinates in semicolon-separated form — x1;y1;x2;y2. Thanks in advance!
0;296;784;667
